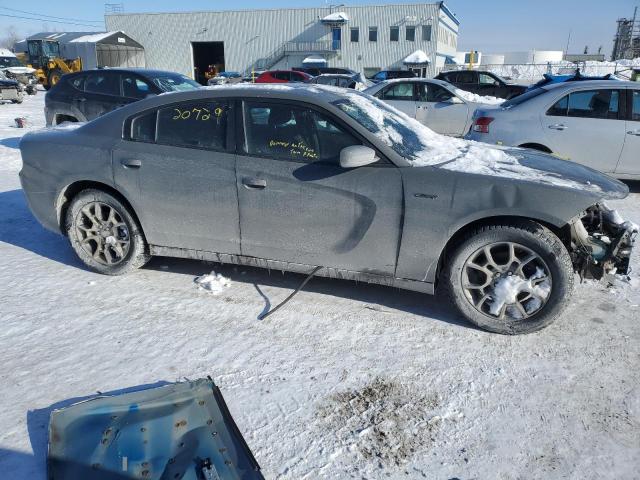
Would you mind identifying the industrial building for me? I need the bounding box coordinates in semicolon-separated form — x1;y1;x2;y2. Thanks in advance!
105;2;459;82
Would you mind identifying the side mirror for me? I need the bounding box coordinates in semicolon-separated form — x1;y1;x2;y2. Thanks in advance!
340;145;378;168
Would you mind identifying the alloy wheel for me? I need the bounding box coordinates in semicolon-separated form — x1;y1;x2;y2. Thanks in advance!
74;202;131;266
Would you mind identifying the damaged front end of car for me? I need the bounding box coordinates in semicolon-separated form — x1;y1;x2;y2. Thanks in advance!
569;203;638;281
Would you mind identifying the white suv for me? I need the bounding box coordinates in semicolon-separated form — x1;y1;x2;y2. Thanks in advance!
465;80;639;179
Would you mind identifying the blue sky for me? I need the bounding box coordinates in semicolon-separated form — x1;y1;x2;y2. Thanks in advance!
0;0;636;55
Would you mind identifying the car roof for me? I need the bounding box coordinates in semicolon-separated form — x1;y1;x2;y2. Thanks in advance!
366;77;453;91
316;73;354;78
541;79;637;92
67;68;189;78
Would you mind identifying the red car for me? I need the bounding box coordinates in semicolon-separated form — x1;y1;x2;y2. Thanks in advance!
255;70;312;83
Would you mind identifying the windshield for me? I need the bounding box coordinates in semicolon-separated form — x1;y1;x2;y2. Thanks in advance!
151;74;200;92
501;87;547;108
331;91;439;161
0;57;23;68
42;41;60;57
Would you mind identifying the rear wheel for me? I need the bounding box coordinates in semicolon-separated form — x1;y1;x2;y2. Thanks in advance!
442;221;574;334
66;189;150;275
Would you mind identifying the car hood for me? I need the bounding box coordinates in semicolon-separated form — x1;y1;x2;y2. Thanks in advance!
433;146;628;200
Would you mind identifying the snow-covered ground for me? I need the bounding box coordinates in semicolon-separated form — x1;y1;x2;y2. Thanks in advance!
1;93;639;479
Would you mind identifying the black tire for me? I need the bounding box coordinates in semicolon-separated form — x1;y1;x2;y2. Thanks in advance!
66;189;150;275
441;220;574;334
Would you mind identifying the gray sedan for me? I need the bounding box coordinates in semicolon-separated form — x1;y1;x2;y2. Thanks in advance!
19;84;637;334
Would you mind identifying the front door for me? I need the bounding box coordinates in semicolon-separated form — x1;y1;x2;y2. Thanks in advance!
81;71;124;121
541;88;626;173
415;83;469;135
616;89;640;176
112;99;240;254
236;100;403;275
332;27;342;50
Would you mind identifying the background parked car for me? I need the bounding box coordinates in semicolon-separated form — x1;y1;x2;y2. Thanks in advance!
45;68;201;126
207;71;243;86
0;70;23;104
465;80;639;178
293;66;356;76
368;70;416;83
436;70;527;99
254;70;312;83
365;78;499;136
310;73;372;90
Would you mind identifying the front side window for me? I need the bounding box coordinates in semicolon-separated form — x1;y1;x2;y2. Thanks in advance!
423;84;454;102
456;71;475;84
479;73;498;85
350;27;359;42
85;73;119;96
547;89;620;120
243;102;361;163
369;27;378;42
122;75;151;99
156;101;228;150
390;26;399;42
632;91;640;121
406;26;416;42
380;82;415;101
151;74;200;92
273;71;290;81
422;25;432;41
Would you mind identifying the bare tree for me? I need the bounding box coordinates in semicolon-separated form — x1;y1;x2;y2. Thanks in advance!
0;25;21;51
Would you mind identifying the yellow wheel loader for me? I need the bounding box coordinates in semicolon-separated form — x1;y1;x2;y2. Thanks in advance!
21;39;82;90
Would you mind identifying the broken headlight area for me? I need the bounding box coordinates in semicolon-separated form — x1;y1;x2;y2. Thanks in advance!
570;203;638;281
48;378;264;480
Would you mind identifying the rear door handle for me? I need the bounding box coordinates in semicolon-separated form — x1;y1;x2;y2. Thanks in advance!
242;178;266;190
627;130;640;136
120;158;142;169
548;124;567;130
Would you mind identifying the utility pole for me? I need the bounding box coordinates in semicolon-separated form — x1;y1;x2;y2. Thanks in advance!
565;29;572;55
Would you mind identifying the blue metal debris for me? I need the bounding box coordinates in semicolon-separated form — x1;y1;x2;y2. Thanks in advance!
48;378;264;479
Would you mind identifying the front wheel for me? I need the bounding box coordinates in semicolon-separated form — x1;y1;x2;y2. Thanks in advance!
66;189;150;275
442;221;574;334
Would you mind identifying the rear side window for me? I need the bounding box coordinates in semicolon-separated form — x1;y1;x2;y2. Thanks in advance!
547;89;620;119
156;101;229;150
273;72;290;81
69;75;86;91
501;87;546;108
85;73;119;96
632;90;640;121
130;111;156;142
456;71;475;84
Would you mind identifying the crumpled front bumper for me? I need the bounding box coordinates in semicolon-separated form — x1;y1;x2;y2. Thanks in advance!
570;203;638;280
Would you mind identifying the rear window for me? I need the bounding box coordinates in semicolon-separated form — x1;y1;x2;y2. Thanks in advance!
501;87;547;108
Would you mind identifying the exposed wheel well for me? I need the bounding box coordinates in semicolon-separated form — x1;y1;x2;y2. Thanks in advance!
57;181;144;238
435;215;570;287
518;143;552;153
54;114;78;126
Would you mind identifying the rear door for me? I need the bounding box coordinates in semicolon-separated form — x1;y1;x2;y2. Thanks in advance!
112;99;240;254
415;82;469;135
541;87;626;172
616;88;640;176
81;71;123;120
235;100;403;274
375;81;417;117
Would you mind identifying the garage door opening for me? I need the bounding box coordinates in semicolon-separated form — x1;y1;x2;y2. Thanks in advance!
192;41;225;85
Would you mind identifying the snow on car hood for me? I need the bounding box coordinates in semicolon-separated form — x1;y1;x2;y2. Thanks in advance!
331;89;627;198
2;66;36;75
452;87;504;105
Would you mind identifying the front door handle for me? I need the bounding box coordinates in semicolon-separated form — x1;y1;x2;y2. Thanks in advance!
120;158;142;169
242;178;266;190
627;130;640;136
548;124;567;130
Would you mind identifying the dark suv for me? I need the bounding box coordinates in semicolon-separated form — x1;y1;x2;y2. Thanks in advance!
369;70;417;83
435;70;527;99
45;68;201;126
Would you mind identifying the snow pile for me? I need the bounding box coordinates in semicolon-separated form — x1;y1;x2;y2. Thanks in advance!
488;268;551;317
403;50;430;64
452;87;504;105
322;11;349;22
487;58;640;82
194;271;231;294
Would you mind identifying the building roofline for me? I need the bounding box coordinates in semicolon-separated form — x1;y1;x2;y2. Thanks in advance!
104;2;443;18
438;2;460;26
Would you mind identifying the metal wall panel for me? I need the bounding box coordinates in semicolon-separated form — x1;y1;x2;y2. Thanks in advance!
105;4;457;78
